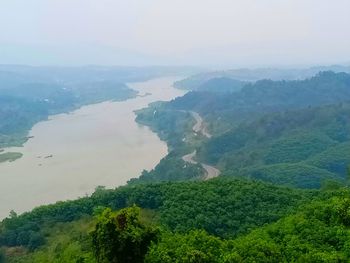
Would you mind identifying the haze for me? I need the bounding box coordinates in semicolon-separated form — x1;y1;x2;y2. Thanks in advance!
1;0;349;67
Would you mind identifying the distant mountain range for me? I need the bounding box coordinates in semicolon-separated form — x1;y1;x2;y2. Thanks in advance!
174;65;350;90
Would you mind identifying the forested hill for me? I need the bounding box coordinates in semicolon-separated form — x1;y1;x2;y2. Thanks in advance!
131;71;350;188
174;65;350;90
170;72;350;123
0;177;322;262
198;102;350;188
2;176;350;262
194;77;246;93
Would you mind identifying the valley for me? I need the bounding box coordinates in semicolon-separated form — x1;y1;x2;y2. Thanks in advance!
2;69;350;263
0;77;185;218
2;2;349;262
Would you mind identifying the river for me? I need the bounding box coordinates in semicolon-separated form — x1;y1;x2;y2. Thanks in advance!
0;77;185;219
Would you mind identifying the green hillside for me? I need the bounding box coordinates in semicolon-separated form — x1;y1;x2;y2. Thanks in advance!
2;71;350;262
171;72;350;124
196;103;350;188
173;66;350;90
2;178;350;262
0;178;319;262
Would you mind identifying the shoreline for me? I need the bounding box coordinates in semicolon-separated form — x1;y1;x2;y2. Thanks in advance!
0;90;140;160
0;77;185;219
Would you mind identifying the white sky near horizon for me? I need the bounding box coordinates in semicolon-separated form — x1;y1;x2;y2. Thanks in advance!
0;0;349;67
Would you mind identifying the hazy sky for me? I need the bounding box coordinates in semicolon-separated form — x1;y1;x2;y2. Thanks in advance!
0;0;349;67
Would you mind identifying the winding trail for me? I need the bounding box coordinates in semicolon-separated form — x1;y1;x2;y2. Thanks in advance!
181;111;220;180
190;111;212;138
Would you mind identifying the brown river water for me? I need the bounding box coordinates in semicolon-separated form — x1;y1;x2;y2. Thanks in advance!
0;77;185;218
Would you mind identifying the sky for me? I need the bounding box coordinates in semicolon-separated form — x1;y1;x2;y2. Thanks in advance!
0;0;349;67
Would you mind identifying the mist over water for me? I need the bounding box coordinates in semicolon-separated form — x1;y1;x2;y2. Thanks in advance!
0;77;185;219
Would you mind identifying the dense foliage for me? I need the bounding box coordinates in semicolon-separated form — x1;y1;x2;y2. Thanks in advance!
4;190;350;263
188;77;246;93
146;230;226;263
198;102;350;188
135;103;194;151
128;154;203;184
171;72;350;123
226;194;350;262
0;178;312;255
145;192;350;263
139;72;350;188
134;102;206;183
91;206;159;263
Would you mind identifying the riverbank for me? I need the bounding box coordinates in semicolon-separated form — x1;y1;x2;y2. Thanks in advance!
0;82;138;153
133;103;220;183
0;77;185;218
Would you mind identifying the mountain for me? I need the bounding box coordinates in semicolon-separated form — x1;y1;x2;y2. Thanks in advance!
198;103;350;188
174;65;350;90
196;77;246;93
170;71;350;132
133;72;350;188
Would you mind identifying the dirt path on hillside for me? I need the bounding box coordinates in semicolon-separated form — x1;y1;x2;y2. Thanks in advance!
182;112;220;180
190;111;212;138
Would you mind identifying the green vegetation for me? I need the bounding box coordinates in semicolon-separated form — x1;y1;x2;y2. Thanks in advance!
196;77;245;93
2;216;96;263
226;194;350;262
245;163;339;189
171;72;350;125
175;76;246;93
0;178;315;261
3;69;350;261
129;154;203;184
3;181;350;262
133;102;206;183
146;230;226;262
197;102;350;188
135;103;195;152
139;72;349;188
0;96;49;147
156;178;312;238
0;152;23;163
174;66;350;90
151;194;350;262
91;206;159;263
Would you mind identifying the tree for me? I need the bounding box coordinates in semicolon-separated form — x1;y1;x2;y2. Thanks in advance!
146;230;225;263
0;249;5;263
91;206;159;263
27;232;45;251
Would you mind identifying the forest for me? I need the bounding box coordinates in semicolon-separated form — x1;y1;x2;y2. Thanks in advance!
131;72;350;187
0;176;349;262
173;65;350;90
